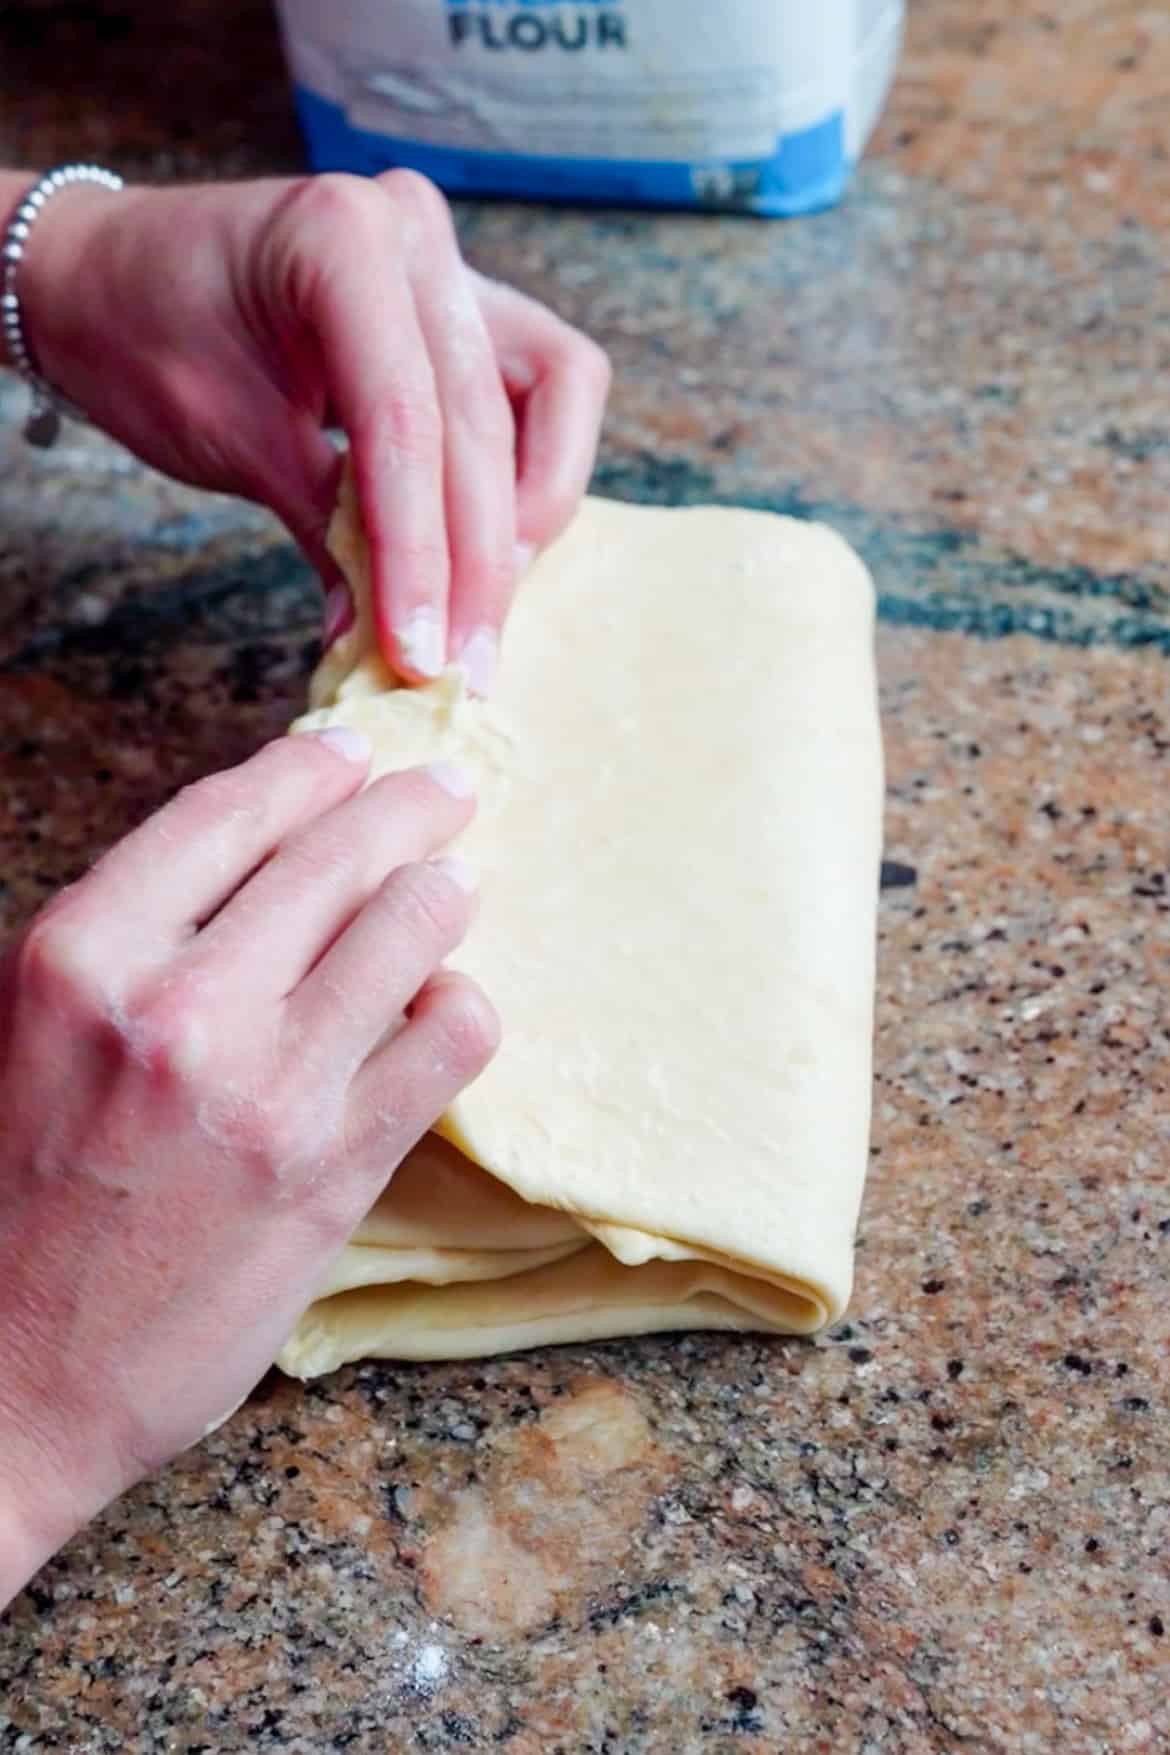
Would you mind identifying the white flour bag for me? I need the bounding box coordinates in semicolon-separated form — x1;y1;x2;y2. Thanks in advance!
276;0;903;216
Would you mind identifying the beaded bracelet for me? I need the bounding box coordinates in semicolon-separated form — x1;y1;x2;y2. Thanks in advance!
2;163;124;447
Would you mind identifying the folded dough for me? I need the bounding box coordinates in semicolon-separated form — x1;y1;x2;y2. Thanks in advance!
278;476;882;1376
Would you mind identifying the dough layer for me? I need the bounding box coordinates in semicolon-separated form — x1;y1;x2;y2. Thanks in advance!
279;478;882;1375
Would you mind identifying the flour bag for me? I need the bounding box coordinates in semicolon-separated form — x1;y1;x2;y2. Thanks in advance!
276;0;903;216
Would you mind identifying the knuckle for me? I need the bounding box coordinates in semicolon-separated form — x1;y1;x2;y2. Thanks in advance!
580;334;613;390
157;1046;309;1183
295;170;382;235
220;1089;305;1186
357;393;444;465
427;979;500;1076
545;328;612;410
459;544;514;601
527;476;580;546
542;319;610;384
174;768;254;829
277;822;352;890
457;370;513;442
14;900;96;1009
122;978;213;1087
376;535;450;585
380;167;453;240
248;1100;305;1177
382;862;463;946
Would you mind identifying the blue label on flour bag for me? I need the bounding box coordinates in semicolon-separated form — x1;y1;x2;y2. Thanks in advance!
276;0;903;215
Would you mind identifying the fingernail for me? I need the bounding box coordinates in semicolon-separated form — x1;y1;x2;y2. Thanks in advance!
514;541;536;579
313;725;371;764
395;609;444;679
458;625;498;698
432;855;478;894
425;761;475;800
323;582;353;649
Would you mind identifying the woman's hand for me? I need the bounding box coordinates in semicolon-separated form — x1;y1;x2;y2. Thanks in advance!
16;170;611;688
0;730;498;1605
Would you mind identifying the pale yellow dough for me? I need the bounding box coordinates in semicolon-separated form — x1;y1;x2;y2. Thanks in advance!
278;476;882;1377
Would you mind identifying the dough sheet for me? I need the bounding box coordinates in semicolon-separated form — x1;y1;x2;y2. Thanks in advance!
278;475;882;1375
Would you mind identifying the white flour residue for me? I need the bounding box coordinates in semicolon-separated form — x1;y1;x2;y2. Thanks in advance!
411;1643;449;1692
392;1626;450;1696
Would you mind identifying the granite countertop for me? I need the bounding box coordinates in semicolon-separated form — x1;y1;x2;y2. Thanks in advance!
2;3;1169;1750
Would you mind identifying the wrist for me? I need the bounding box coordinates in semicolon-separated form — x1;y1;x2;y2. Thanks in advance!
0;1488;58;1611
7;175;132;414
0;1433;85;1611
0;1377;108;1611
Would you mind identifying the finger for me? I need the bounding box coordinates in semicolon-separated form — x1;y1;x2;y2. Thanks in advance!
184;761;475;1003
67;732;372;972
250;407;346;596
472;273;611;558
415;270;516;690
346;968;500;1166
297;179;449;682
287;855;477;1065
399;195;515;688
322;575;356;652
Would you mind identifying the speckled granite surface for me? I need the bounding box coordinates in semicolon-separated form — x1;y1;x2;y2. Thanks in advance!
2;3;1170;1750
